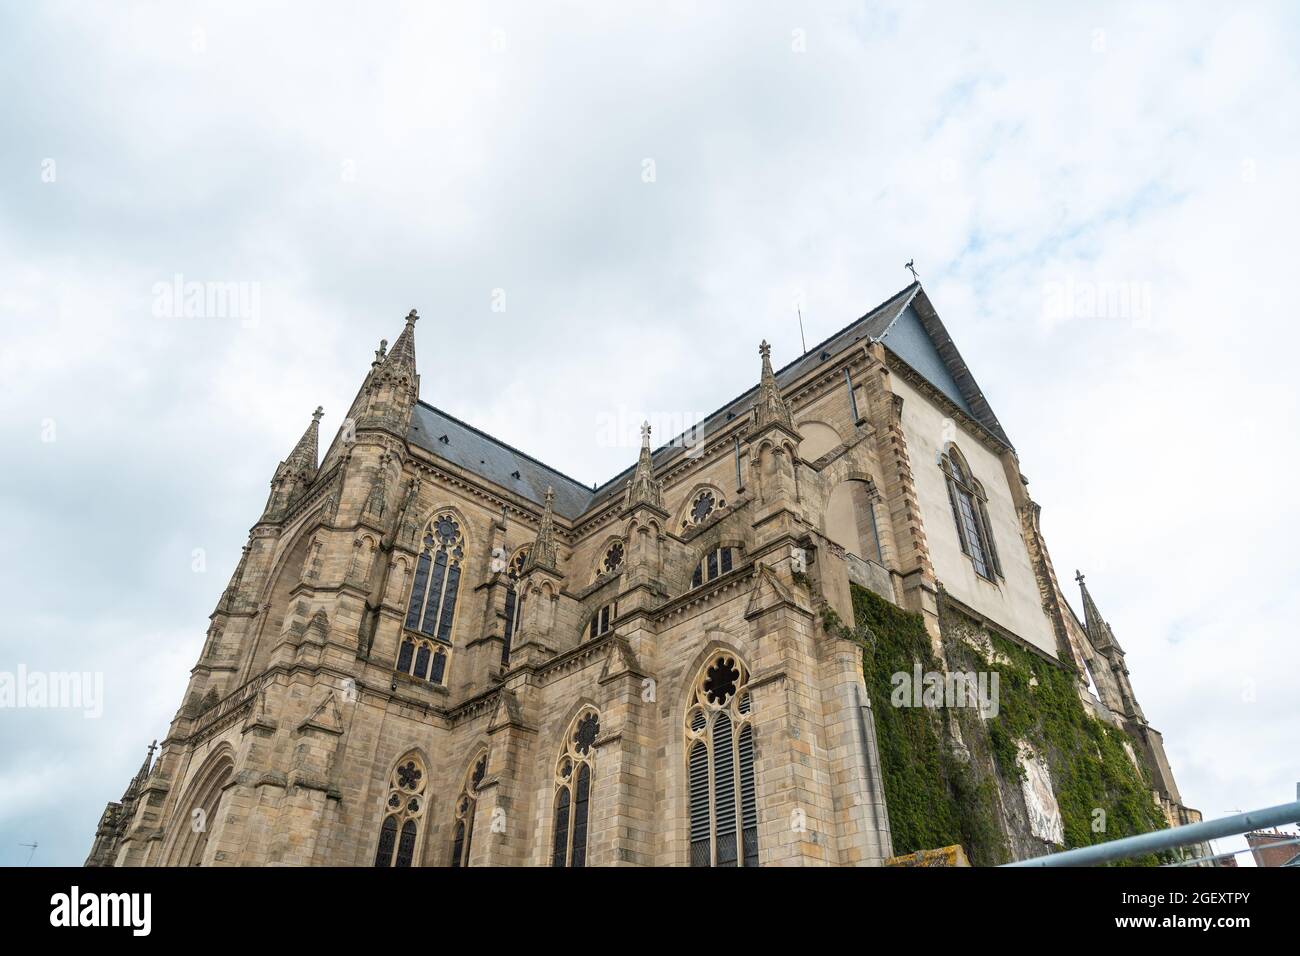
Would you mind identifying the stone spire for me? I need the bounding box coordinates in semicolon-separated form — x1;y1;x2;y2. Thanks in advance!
524;487;559;572
259;407;323;523
623;421;664;511
753;340;793;430
384;309;418;377
363;310;420;431
1076;571;1122;654
123;740;158;801
282;406;323;482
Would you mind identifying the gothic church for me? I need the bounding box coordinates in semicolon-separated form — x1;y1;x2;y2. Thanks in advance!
86;283;1199;866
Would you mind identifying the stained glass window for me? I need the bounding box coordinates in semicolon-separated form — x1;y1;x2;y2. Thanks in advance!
553;710;599;867
587;601;616;640
373;754;427;867
396;512;465;685
450;755;485;867
690;547;737;589
403;512;464;641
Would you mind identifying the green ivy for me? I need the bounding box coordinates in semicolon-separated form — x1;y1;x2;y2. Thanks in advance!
952;627;1170;863
849;584;1169;866
850;585;968;857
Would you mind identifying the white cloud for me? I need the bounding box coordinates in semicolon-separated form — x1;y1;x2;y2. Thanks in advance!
1;0;1296;864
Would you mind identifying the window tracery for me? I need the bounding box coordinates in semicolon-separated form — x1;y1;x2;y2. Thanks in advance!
685;654;759;867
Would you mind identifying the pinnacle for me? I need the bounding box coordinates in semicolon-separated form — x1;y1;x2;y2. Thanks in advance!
384;308;418;373
754;338;793;430
283;406;322;478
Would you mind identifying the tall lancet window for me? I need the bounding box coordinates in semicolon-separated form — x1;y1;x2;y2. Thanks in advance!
941;449;1002;581
501;546;529;668
450;754;487;867
399;512;465;683
552;710;600;867
373;755;428;867
685;654;759;867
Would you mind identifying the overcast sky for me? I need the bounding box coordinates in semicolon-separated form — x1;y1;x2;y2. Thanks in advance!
1;1;1296;867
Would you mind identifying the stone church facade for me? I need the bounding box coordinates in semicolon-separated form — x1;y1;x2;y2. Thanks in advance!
86;283;1198;867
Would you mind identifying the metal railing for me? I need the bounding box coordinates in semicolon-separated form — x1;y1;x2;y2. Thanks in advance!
1002;798;1300;867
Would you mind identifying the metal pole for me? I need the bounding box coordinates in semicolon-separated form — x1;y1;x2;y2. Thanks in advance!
1002;799;1300;867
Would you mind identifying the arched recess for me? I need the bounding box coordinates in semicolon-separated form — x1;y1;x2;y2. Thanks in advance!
449;749;489;867
825;478;882;563
164;745;236;866
243;513;321;682
797;420;842;463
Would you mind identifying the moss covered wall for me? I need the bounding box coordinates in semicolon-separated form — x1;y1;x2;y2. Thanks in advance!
848;583;1168;865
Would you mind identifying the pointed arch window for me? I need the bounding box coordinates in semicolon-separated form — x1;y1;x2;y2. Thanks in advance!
587;601;617;640
691;546;737;589
373;755;427;867
404;513;466;640
396;637;449;685
552;711;599;867
685;654;759;867
450;754;486;867
502;546;529;668
942;450;1002;580
399;513;464;683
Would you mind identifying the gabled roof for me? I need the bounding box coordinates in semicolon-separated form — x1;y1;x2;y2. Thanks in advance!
407;283;1008;520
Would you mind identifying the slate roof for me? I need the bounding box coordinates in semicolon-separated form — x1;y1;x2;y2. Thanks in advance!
409;403;596;519
407;282;1005;520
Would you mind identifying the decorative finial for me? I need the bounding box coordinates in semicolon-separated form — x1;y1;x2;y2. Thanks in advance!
406;309;419;328
374;338;388;363
524;486;559;572
312;406;324;423
759;339;771;360
1075;570;1085;585
147;739;158;760
640;420;651;448
905;259;920;281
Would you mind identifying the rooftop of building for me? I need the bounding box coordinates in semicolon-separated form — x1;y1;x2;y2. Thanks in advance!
408;282;1007;520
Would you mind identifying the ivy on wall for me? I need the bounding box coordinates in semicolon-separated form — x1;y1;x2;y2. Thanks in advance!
947;622;1169;861
847;583;1167;866
848;584;967;857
